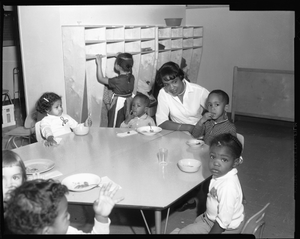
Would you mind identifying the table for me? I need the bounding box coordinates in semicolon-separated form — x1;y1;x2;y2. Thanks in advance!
12;127;211;234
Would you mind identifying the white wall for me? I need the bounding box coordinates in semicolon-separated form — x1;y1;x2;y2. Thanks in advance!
17;5;186;115
186;6;294;111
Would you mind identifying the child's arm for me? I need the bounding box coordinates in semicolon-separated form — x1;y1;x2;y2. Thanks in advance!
93;182;124;224
209;221;225;234
124;110;135;125
191;112;212;138
95;54;109;85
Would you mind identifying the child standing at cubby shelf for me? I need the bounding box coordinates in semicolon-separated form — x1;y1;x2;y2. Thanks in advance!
95;53;135;128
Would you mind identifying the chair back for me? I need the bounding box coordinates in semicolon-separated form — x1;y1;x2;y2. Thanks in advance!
237;133;244;150
241;202;270;238
35;121;43;142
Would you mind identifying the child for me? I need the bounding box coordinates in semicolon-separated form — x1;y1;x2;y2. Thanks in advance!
95;53;135;128
120;93;156;129
2;150;27;204
192;89;236;145
172;133;245;234
4;179;123;234
36;92;92;147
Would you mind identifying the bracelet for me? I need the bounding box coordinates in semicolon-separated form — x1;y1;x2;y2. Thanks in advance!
177;124;182;131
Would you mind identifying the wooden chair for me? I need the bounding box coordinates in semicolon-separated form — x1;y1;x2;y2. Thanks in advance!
4;114;36;149
237;133;244;150
241;203;270;238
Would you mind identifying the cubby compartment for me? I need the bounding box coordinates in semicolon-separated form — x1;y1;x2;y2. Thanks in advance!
106;41;124;56
141;39;155;53
171;27;183;38
193;37;203;47
170;49;183;66
183;27;193;38
141;26;155;39
183;38;193;48
85;42;106;56
125;26;141;40
85;26;106;41
158;39;171;51
171;38;183;49
125;40;141;54
193;27;203;37
157;51;171;69
158;27;171;39
105;26;124;41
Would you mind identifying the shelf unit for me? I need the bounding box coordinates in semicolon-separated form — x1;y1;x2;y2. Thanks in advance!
62;25;203;127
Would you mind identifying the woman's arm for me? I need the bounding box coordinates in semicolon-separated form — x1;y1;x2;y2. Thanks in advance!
95;54;109;85
159;120;194;134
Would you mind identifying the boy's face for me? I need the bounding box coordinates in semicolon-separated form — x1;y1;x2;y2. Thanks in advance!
2;166;23;201
209;145;238;178
45;195;70;234
47;100;63;117
207;93;228;122
131;97;147;117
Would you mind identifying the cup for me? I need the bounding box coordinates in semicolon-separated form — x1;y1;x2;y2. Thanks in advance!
158;148;168;165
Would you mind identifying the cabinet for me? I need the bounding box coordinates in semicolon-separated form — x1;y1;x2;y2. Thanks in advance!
62;25;203;127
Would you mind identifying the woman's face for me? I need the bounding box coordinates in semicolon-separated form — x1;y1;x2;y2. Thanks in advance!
2;165;24;201
162;76;184;96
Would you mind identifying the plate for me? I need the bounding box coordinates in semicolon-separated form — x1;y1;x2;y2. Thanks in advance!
24;159;55;174
136;126;162;136
62;173;101;192
186;139;204;148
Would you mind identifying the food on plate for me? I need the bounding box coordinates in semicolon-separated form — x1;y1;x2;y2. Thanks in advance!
26;167;39;174
74;181;90;189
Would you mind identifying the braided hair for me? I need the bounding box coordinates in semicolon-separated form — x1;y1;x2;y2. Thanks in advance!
210;133;242;160
36;92;61;114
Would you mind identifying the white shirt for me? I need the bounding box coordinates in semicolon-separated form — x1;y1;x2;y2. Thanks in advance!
40;113;78;139
155;79;209;126
67;218;110;234
120;113;156;129
206;168;244;229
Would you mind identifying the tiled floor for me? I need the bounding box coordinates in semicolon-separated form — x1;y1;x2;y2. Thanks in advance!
2;102;295;237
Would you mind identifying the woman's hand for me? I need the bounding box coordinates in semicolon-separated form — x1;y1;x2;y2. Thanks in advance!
93;182;124;223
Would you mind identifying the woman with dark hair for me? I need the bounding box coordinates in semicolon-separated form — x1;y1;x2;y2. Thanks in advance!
155;61;209;134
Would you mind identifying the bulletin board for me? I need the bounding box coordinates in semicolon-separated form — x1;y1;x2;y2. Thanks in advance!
231;67;294;122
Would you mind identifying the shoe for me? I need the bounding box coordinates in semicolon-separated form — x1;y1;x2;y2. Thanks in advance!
177;199;197;212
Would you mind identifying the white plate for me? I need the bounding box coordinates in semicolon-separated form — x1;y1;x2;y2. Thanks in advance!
25;159;55;174
136;126;162;136
62;173;101;192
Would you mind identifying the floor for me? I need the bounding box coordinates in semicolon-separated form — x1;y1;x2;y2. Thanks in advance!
2;101;295;237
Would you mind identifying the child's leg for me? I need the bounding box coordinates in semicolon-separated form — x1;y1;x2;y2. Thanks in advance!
177;213;213;234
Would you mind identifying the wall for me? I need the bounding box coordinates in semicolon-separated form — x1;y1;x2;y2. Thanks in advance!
186;6;294;111
17;5;186;115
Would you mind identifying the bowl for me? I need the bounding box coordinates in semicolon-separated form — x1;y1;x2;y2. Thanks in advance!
186;139;204;148
178;158;201;173
73;123;90;136
136;126;162;136
165;18;182;26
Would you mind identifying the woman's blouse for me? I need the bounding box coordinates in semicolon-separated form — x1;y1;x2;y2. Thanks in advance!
155;79;209;126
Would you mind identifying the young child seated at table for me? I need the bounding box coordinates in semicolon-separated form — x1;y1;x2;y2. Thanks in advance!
120;93;156;129
2;150;27;206
95;53;135;128
4;179;123;234
172;133;244;234
192;89;236;145
36;92;92;147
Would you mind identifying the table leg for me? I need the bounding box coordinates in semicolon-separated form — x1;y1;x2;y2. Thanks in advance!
155;210;161;234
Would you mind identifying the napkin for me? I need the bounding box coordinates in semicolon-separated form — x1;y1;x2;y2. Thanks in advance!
99;176;122;191
117;130;137;138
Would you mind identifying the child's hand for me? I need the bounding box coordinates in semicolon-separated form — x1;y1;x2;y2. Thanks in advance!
45;136;57;147
84;117;92;127
95;54;103;65
200;112;213;123
93;182;124;222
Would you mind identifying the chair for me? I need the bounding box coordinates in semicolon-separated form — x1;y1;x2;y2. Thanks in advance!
35;120;44;142
237;133;244;150
2;89;12;105
4;114;36;149
241;202;270;238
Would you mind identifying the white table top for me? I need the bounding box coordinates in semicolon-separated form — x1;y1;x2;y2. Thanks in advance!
12;127;211;210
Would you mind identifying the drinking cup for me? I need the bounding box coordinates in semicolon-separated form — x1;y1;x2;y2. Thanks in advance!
158;148;168;165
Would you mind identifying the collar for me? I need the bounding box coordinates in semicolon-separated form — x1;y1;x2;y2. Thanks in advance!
212;118;228;125
184;79;193;94
212;168;238;180
136;113;148;120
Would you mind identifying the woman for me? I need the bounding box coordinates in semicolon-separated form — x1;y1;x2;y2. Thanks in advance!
155;61;209;134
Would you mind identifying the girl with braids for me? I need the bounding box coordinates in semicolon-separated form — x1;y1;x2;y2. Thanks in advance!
95;53;135;127
172;133;245;234
36;92;92;147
